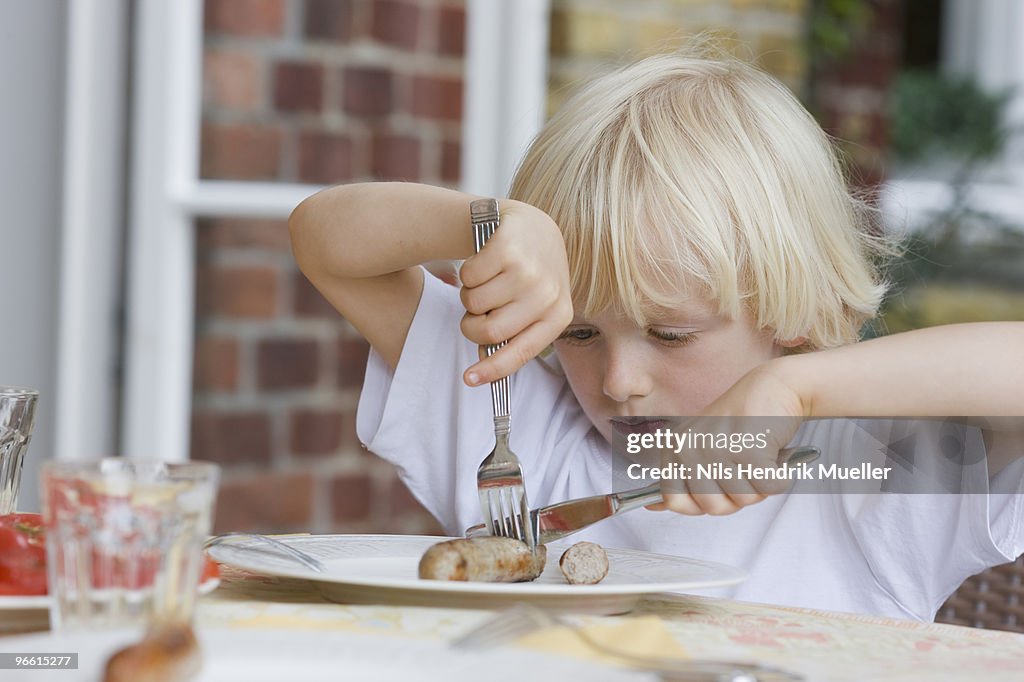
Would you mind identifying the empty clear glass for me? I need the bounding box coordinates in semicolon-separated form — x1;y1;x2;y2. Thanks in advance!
41;458;220;631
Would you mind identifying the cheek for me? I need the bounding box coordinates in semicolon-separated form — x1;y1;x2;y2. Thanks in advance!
554;348;605;411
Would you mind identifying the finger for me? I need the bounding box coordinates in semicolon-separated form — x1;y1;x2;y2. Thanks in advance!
659;492;706;515
751;474;793;497
691;492;742;516
459;249;504;289
718;477;764;508
463;319;562;385
459;272;515;316
461;295;557;347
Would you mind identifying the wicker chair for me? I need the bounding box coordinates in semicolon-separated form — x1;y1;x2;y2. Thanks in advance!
936;557;1024;633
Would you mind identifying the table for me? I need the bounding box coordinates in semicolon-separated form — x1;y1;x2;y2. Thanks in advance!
197;565;1024;681
3;565;1023;681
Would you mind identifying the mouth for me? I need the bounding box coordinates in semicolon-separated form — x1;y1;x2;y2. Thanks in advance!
610;417;671;436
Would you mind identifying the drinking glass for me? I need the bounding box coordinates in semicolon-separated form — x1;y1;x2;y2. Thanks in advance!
41;458;220;631
0;386;38;514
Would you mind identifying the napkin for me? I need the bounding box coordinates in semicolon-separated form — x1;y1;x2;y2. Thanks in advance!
514;615;689;666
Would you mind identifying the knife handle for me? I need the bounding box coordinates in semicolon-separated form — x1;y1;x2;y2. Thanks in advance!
613;446;820;512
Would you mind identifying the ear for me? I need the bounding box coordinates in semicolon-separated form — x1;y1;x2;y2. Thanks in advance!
777;336;807;349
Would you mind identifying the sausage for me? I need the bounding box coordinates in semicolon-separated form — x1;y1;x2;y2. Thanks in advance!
559;541;609;585
103;623;201;682
418;537;547;582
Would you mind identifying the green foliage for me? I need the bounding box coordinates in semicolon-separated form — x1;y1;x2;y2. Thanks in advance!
889;71;1011;164
808;0;872;65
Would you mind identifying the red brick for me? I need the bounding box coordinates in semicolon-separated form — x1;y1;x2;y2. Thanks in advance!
274;62;324;113
330;473;373;522
204;0;285;37
203;48;262;110
196;265;278;318
304;0;355;41
389;477;427;516
258;338;320;389
291;409;344;456
342;66;394;117
409;75;462;121
293;271;341;318
201;123;283;180
196;218;291;251
437;6;465;55
213;472;314;533
370;0;420;51
440;139;460;184
297;131;354;185
191;411;272;467
337;337;370;388
370;133;421;180
342;410;362;451
193;336;239;391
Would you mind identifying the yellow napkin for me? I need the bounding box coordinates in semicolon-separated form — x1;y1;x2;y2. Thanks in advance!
514;615;689;665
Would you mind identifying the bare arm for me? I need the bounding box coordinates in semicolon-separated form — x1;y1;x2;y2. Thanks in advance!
289;183;476;369
288;182;572;379
772;322;1024;475
774;322;1024;418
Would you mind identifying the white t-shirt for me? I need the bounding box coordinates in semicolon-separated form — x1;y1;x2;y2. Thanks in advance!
357;269;1024;621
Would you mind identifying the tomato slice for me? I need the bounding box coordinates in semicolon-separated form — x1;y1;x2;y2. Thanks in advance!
0;513;220;596
201;556;221;584
0;514;48;595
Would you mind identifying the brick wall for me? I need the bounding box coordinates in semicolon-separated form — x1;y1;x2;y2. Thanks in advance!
809;0;905;187
547;0;809;115
193;0;465;535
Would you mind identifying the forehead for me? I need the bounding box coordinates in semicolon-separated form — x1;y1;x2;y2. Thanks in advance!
573;295;721;325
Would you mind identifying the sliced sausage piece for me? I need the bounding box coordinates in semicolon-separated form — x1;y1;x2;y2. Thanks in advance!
559;541;609;585
418;537;547;582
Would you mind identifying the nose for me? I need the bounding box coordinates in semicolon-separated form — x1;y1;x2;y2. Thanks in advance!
602;345;652;403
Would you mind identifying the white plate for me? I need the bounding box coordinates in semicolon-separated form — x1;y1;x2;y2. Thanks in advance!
207;534;746;615
0;627;657;682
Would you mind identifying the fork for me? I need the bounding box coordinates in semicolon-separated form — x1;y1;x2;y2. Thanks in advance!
204;532;326;573
471;198;537;552
453;604;802;681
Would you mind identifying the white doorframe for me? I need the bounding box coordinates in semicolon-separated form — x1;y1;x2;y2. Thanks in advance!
121;0;551;461
57;0;130;461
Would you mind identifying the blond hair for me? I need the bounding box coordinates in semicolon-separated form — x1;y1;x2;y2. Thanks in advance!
509;52;892;350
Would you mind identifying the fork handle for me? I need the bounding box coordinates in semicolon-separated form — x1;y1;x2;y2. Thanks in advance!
470;199;511;432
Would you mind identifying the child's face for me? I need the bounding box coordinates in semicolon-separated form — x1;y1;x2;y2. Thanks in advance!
554;295;781;445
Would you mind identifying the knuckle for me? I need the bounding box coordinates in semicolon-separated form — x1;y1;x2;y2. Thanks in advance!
481;320;506;345
696;494;737;516
460;288;481;314
727;493;763;507
460;314;482;343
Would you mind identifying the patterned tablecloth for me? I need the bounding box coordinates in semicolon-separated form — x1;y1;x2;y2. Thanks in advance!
201;565;1024;681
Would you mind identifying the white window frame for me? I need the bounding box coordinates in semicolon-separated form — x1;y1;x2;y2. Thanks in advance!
116;0;549;461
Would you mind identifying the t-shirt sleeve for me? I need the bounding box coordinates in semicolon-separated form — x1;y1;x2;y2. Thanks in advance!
839;420;1024;620
355;267;597;535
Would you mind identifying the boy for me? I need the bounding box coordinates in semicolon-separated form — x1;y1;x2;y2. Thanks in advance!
289;53;1024;620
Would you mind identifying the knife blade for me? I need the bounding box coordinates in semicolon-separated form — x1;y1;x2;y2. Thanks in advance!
465;446;820;544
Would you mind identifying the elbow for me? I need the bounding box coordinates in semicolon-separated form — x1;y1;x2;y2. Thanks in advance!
288;193;320;275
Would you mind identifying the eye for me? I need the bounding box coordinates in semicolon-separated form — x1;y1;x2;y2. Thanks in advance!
556;327;598;345
648;328;697;347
